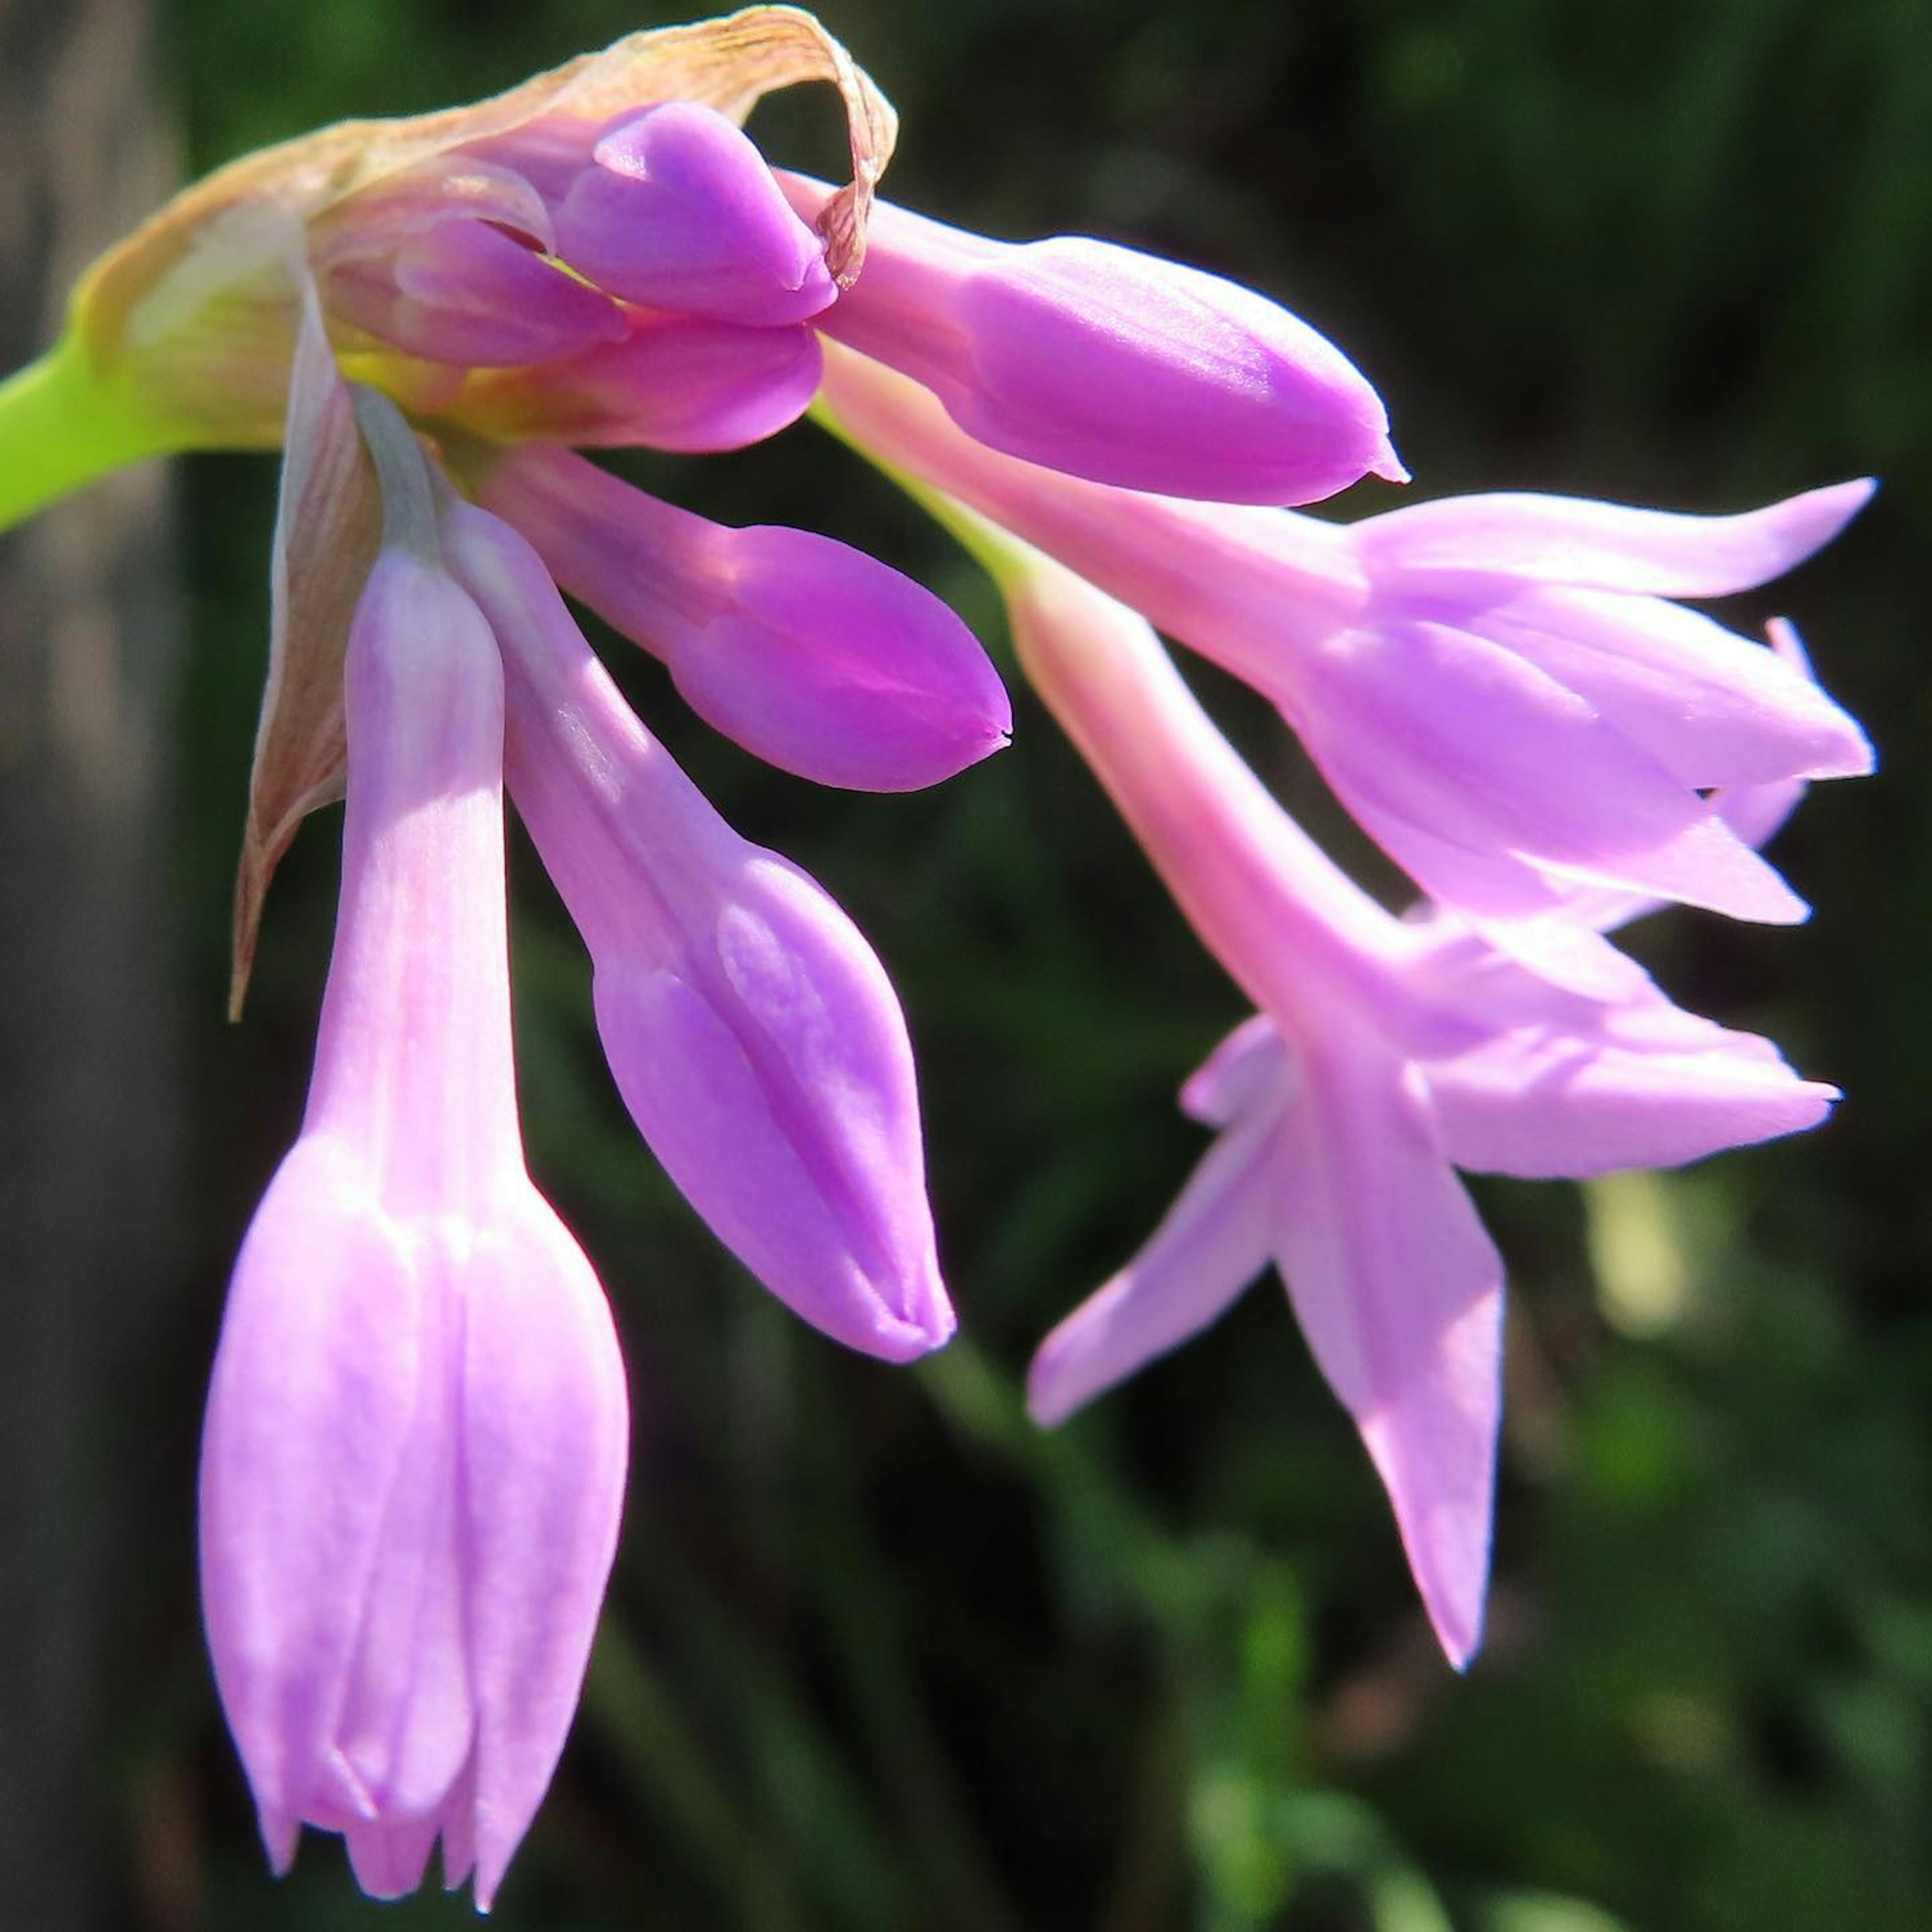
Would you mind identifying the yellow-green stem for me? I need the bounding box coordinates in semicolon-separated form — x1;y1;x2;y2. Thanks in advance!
0;333;193;534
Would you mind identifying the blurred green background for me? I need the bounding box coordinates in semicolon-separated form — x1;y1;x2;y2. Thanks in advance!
18;0;1932;1926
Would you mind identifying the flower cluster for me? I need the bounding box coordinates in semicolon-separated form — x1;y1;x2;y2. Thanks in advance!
3;4;1871;1909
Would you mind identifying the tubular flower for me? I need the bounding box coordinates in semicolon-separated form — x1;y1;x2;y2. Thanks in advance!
816;345;1871;995
0;0;1878;1889
439;494;956;1361
199;412;627;1907
969;542;1840;1666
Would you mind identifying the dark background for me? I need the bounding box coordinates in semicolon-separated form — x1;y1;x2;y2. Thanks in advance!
4;0;1929;1926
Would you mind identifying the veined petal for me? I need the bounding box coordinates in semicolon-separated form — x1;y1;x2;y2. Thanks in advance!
325;220;626;368
1027;1102;1278;1427
797;180;1398;504
1287;617;1809;928
1427;1010;1838;1178
1356;479;1876;597
1461;585;1873;786
199;1137;423;1850
480;445;1011;790
458;1205;628;1913
1269;1048;1504;1669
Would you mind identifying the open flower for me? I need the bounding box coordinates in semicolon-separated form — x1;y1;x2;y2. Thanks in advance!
976;542;1837;1665
818;344;1871;994
200;410;626;1907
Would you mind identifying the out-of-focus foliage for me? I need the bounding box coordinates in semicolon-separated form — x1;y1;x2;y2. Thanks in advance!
113;0;1932;1926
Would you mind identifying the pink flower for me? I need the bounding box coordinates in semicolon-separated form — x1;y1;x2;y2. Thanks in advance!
200;411;627;1907
997;553;1835;1666
817;345;1871;995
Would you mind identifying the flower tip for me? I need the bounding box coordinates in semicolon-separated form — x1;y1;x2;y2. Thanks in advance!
258;1806;300;1877
866;1292;958;1364
1371;440;1411;487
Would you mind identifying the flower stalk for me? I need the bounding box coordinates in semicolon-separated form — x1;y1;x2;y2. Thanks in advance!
0;332;195;534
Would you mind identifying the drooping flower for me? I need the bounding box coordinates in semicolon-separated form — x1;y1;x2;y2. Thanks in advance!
439;492;956;1362
967;539;1839;1665
816;344;1871;994
476;441;1011;790
200;399;627;1907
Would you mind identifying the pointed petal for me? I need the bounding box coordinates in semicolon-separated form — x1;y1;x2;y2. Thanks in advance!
1028;1105;1279;1426
344;1814;442;1901
1178;1013;1287;1127
592;896;955;1365
1554;619;1826;933
460;1206;628;1914
198;1136;421;1834
1465;586;1873;786
1291;618;1808;928
328;1251;472;1821
1427;1007;1839;1178
1357;479;1875;597
1269;1052;1504;1669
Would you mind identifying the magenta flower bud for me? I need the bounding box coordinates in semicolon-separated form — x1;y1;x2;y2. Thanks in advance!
440;496;955;1362
481;444;1010;790
786;175;1400;505
452;304;823;450
313;157;627;367
1002;554;1836;1667
200;516;628;1907
554;104;837;326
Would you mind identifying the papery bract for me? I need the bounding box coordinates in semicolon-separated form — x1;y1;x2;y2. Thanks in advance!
440;494;955;1362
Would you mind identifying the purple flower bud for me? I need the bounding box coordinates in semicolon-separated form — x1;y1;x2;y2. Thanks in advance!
313;158;627;367
555;104;837;325
440;496;955;1362
200;528;627;1909
787;175;1400;505
481;443;1011;790
451;305;823;451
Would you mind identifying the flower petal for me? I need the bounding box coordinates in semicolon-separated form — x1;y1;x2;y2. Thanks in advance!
1027;1104;1278;1426
460;1205;628;1913
1287;618;1808;927
1357;479;1875;597
198;1137;421;1848
1462;586;1873;786
1268;1050;1504;1669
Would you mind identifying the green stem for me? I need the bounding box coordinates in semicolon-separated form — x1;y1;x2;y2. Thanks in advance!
0;334;191;534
